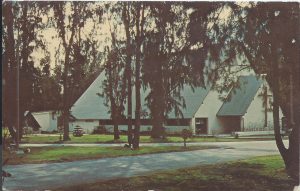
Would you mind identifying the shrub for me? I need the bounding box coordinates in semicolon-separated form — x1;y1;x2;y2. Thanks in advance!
93;126;107;134
181;129;192;148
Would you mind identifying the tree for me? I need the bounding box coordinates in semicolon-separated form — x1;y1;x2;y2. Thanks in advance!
101;34;127;140
2;1;49;144
52;2;77;141
32;64;62;112
52;2;95;141
121;2;134;147
3;1;18;142
187;2;299;183
228;3;298;182
132;2;146;149
258;81;271;129
143;2;180;139
118;2;219;144
143;2;216;138
108;2;147;149
181;129;192;148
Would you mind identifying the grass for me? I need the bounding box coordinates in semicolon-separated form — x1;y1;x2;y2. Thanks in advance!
3;145;216;165
57;155;295;191
20;134;275;144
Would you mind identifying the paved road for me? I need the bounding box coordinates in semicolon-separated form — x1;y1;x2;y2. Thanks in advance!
3;141;286;191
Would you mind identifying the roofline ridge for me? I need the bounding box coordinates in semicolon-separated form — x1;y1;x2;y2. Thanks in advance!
242;80;265;117
191;86;212;118
217;75;263;116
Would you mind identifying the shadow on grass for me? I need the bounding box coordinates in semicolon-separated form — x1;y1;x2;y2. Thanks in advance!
58;161;294;191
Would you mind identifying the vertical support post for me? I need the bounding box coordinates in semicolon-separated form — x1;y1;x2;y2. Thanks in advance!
16;27;20;149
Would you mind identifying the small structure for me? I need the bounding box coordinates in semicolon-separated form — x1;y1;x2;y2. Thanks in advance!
73;126;84;137
31;111;60;132
24;111;41;133
216;76;283;133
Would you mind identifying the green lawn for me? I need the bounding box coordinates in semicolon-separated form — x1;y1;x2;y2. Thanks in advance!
21;134;275;144
57;155;295;191
4;145;216;165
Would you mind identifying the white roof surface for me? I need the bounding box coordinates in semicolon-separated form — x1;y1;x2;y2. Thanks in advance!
71;71;210;120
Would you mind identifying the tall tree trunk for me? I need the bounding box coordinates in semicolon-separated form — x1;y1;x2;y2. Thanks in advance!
264;86;268;128
127;70;133;145
133;3;144;149
289;71;295;127
286;60;300;184
123;3;133;146
272;47;288;162
107;58;120;141
113;124;120;140
151;63;165;138
133;46;141;149
272;47;299;183
151;101;163;138
62;49;71;141
3;2;18;142
151;107;165;138
19;2;30;141
62;110;70;140
113;108;120;140
53;2;78;141
110;91;120;140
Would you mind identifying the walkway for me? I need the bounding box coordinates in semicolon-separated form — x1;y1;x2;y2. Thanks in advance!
3;141;285;191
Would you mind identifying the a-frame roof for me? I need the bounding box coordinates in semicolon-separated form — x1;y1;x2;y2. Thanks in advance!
217;75;263;116
70;71;210;120
71;71;111;119
168;85;210;118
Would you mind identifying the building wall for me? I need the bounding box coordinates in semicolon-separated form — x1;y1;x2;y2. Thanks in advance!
218;116;241;133
69;120;191;135
243;84;283;131
165;126;191;134
192;90;223;134
32;111;58;132
68;83;285;135
32;112;50;131
191;118;196;134
104;125;152;133
49;112;58;132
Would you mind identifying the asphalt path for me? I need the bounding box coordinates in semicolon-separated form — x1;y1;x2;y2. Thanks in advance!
2;141;287;191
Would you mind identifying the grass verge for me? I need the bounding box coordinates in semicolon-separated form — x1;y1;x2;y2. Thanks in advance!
20;134;275;144
57;155;294;191
4;145;216;165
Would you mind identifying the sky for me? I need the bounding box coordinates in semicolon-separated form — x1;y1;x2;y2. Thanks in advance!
30;2;114;71
28;2;249;74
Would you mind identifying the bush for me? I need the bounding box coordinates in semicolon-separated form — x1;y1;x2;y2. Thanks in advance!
181;129;192;148
23;127;33;135
181;129;192;139
93;126;107;134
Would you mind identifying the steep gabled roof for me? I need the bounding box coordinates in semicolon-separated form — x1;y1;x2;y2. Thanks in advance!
217;75;263;116
71;71;111;119
70;69;103;107
70;71;210;120
168;85;210;118
24;111;41;130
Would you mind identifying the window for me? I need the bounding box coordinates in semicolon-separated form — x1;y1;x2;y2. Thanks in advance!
195;118;208;134
195;118;205;125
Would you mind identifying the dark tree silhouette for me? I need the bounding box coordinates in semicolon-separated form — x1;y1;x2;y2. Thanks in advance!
187;2;299;183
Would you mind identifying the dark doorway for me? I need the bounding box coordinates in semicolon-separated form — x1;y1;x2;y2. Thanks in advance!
218;116;241;133
195;118;208;134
